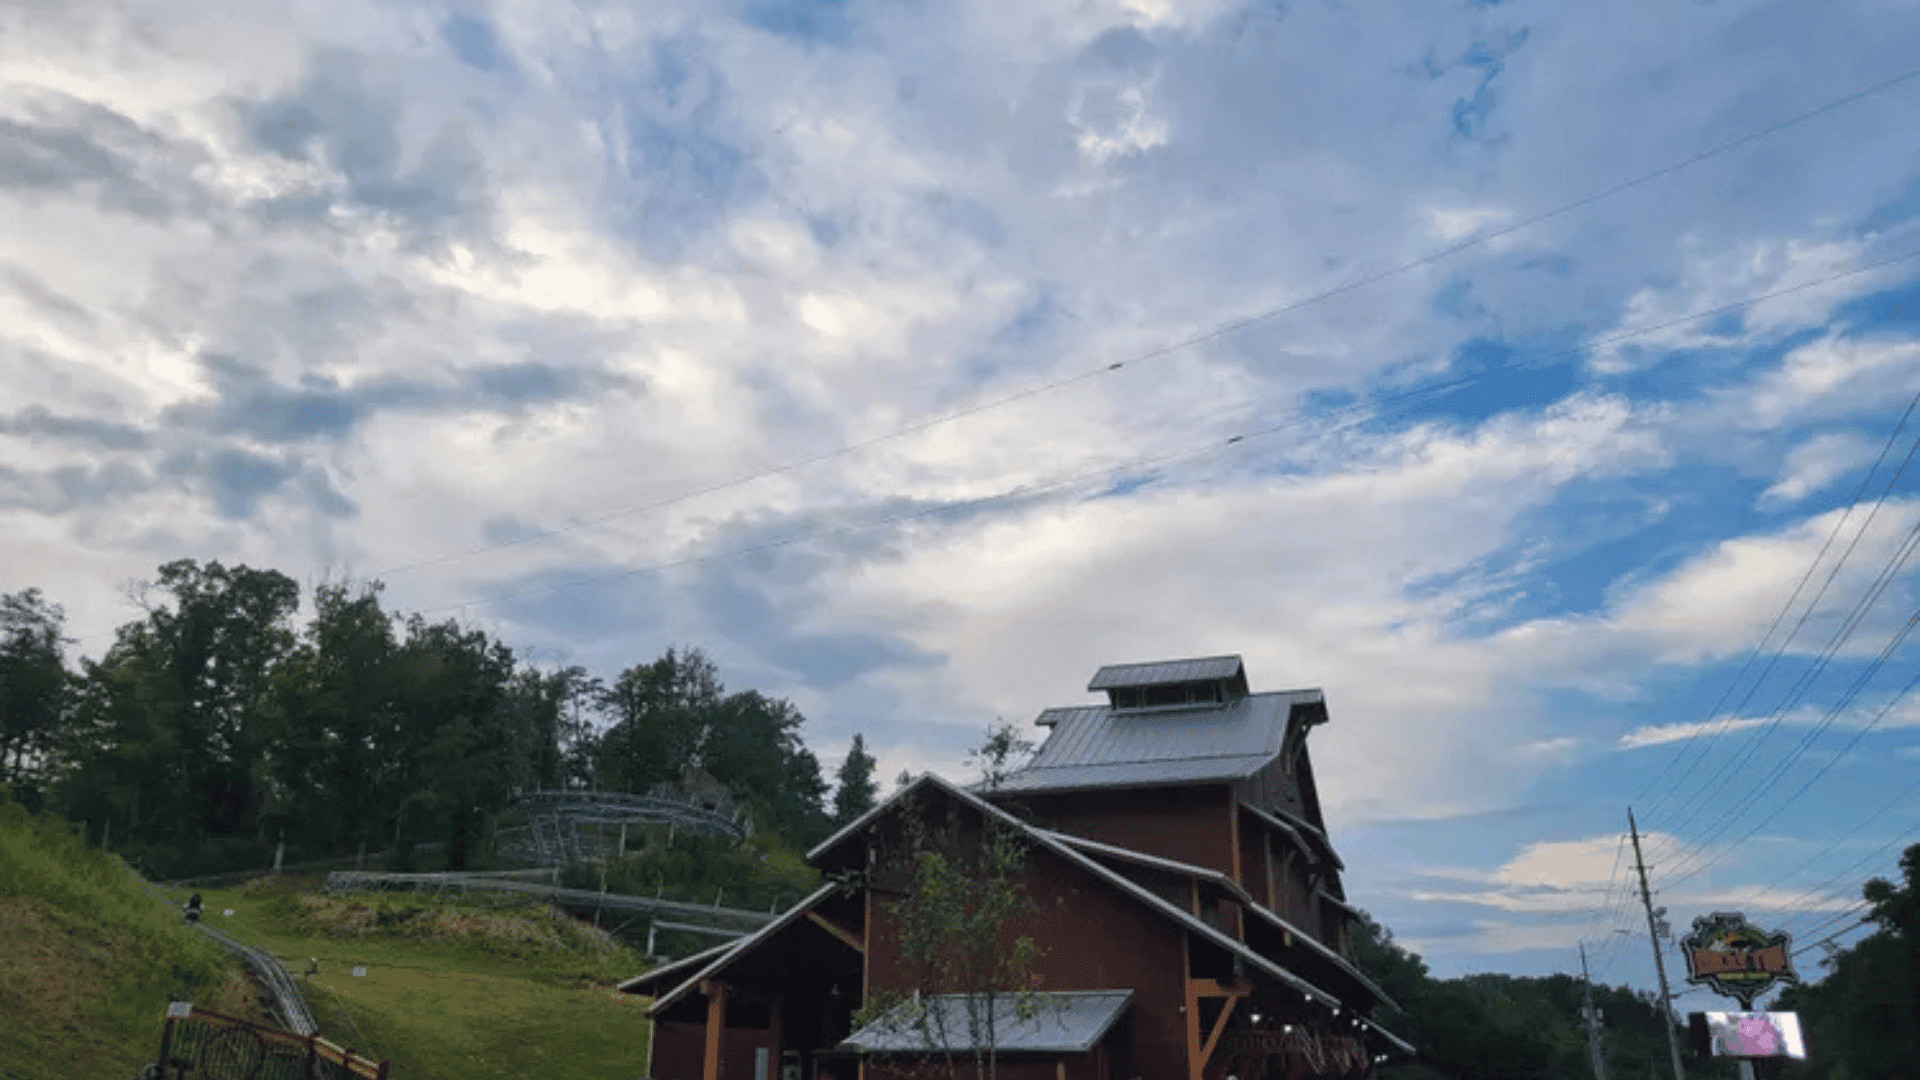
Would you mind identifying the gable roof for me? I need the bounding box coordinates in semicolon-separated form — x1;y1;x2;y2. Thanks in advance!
628;881;844;1015
1088;655;1245;690
808;773;1413;1054
616;939;742;996
993;690;1322;795
842;990;1134;1055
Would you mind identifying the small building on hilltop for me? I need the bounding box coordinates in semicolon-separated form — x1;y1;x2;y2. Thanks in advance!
620;655;1413;1080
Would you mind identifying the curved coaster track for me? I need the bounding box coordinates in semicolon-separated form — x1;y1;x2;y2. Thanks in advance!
496;787;752;866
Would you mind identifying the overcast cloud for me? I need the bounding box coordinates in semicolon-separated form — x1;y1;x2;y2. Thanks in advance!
4;0;1920;989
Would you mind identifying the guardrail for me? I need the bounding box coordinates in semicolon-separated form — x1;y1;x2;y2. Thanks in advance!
321;870;778;935
192;922;319;1037
117;857;319;1038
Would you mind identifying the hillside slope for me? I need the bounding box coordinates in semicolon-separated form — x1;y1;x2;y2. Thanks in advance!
0;795;273;1080
154;876;660;1080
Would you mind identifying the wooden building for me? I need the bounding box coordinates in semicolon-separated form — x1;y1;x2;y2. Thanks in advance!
621;655;1414;1080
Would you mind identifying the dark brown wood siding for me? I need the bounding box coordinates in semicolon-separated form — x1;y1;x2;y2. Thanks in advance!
862;818;1192;1080
1001;785;1235;880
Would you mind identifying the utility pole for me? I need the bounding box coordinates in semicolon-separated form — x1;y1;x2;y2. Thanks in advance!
1580;943;1609;1080
1629;808;1686;1080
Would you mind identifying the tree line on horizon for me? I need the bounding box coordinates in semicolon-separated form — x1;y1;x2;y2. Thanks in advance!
0;559;883;880
1350;844;1920;1080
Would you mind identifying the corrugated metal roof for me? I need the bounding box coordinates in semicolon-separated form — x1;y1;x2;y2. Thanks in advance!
994;690;1320;794
841;991;1133;1054
1088;655;1244;690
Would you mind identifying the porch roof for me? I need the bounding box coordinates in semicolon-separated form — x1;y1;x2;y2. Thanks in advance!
841;990;1134;1055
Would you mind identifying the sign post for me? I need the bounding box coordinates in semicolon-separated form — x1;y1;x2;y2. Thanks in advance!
1680;912;1804;1080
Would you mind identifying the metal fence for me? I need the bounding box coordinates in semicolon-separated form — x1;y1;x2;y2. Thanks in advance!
145;1004;386;1080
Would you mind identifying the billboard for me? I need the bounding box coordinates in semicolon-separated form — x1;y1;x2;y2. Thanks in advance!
1688;1011;1807;1060
1680;911;1801;1008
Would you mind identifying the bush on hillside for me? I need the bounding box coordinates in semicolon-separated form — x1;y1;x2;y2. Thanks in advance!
559;829;820;912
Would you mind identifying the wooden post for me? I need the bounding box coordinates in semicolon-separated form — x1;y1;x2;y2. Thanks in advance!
704;980;729;1080
1185;977;1203;1080
1229;791;1242;887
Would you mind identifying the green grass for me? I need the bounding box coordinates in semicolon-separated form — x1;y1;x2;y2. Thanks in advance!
0;797;271;1080
155;877;659;1080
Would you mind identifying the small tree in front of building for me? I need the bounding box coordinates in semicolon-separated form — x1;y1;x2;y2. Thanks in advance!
852;727;1051;1080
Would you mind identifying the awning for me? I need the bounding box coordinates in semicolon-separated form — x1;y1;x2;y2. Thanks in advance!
841;990;1132;1055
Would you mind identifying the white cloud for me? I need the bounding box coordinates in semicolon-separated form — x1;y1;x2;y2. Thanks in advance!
1619;717;1769;750
1759;432;1880;508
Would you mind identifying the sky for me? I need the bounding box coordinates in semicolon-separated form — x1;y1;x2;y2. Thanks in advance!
4;0;1920;1000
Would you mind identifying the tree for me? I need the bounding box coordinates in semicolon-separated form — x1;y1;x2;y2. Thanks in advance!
56;560;300;875
0;588;71;809
853;784;1047;1080
267;580;401;857
386;615;521;870
593;647;724;793
1778;842;1920;1080
966;720;1034;792
833;733;879;826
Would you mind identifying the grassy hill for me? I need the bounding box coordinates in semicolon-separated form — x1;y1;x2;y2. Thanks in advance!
157;876;659;1080
0;794;274;1080
2;789;665;1080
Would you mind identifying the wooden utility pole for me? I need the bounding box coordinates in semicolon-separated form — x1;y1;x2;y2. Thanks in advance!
1629;808;1686;1080
1580;943;1609;1080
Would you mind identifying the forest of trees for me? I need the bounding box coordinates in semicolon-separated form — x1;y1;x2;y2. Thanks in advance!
1351;844;1920;1080
0;560;879;880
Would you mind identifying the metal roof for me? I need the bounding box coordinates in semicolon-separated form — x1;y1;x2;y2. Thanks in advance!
617;939;742;995
806;773;1412;1052
992;690;1319;795
841;990;1133;1055
1088;655;1244;690
638;881;847;1017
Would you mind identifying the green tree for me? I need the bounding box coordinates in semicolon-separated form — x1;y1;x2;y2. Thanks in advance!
966;719;1034;792
0;588;71;810
267;580;401;857
854;785;1046;1080
385;615;521;871
593;647;723;793
56;560;300;875
1779;842;1920;1080
832;733;879;826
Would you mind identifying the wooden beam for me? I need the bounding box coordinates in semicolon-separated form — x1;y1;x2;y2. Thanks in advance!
1263;830;1277;913
806;911;865;954
1229;789;1242;888
1199;992;1239;1066
1184;970;1203;1080
1185;974;1254;1080
702;980;728;1080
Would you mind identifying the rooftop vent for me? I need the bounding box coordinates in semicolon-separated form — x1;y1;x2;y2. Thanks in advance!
1088;655;1250;710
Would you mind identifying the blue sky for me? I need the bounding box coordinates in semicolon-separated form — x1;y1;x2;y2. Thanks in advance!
3;0;1919;999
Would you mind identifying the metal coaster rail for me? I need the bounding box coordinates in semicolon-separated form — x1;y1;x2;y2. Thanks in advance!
320;870;775;936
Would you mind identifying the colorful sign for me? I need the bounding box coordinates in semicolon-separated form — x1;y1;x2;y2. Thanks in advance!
1680;911;1800;1009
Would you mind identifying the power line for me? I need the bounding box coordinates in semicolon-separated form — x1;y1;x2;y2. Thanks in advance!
1629;391;1920;823
363;61;1920;583
384;251;1920;624
1653;511;1920;887
1644;426;1920;847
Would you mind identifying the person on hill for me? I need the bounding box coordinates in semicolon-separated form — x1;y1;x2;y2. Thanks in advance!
183;893;202;923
